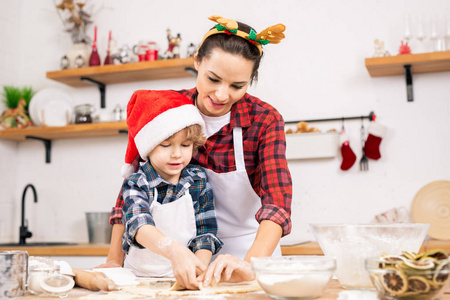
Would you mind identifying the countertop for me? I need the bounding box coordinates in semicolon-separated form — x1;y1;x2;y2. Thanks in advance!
1;240;449;256
14;279;450;299
4;240;450;299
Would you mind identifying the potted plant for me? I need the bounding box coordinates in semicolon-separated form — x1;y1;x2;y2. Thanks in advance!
0;86;36;128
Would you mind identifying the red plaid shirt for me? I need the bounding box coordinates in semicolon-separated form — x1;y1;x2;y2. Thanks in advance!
111;88;292;236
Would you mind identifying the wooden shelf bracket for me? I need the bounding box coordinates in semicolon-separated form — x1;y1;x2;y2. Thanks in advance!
81;77;106;108
26;136;52;163
404;65;413;102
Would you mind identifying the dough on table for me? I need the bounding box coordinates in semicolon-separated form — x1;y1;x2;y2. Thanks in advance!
87;278;261;298
144;281;261;296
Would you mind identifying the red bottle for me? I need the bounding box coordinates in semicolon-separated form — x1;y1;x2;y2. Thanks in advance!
104;30;112;65
89;26;101;66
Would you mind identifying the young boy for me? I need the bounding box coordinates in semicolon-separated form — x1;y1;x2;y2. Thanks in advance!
120;90;222;289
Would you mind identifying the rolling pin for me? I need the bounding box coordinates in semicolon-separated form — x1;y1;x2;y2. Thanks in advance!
72;268;117;291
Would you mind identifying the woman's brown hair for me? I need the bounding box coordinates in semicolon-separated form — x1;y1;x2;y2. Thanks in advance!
196;22;262;84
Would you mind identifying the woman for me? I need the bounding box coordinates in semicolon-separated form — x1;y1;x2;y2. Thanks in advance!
103;15;292;287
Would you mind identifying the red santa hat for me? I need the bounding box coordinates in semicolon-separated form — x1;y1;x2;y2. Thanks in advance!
121;90;205;178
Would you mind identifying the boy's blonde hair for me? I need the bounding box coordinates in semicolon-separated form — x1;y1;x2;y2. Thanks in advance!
183;124;206;149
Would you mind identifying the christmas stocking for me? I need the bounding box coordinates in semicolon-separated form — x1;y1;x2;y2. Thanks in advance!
364;122;387;160
340;132;356;171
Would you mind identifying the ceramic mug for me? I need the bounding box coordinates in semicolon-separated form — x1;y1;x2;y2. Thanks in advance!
375;207;410;223
133;41;149;62
145;42;158;61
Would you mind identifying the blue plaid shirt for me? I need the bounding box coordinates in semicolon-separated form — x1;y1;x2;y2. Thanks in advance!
122;162;223;255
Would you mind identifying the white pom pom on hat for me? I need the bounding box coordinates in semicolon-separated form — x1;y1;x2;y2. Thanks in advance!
121;163;135;179
121;90;205;178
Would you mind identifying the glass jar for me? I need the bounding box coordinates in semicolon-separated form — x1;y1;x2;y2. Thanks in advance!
27;264;60;295
0;251;28;298
74;104;95;124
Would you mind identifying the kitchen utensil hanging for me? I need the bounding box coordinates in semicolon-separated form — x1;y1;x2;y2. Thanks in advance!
359;117;369;171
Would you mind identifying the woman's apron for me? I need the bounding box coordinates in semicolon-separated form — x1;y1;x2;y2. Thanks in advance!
124;187;196;277
205;127;282;260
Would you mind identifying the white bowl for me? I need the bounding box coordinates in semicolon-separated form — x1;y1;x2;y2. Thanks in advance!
310;223;429;290
251;256;336;299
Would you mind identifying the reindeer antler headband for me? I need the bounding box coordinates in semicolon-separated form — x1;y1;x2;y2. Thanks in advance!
200;15;286;55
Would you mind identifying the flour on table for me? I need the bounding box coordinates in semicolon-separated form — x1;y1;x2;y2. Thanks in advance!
79;291;140;300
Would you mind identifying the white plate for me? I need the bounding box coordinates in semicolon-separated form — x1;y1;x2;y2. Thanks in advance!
29;88;73;126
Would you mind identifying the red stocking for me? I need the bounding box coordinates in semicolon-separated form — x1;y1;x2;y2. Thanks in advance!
364;122;387;160
340;133;356;171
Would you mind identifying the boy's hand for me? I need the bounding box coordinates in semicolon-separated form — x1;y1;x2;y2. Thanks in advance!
170;242;206;289
136;226;206;289
200;254;255;287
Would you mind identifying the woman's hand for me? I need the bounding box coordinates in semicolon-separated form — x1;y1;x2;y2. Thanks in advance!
170;242;207;289
200;254;255;287
97;224;125;269
93;260;123;269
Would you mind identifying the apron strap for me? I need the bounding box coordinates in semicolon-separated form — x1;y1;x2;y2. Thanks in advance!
233;127;245;171
150;187;159;210
150;184;191;209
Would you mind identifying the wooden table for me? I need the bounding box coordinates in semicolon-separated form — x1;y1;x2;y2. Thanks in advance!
4;240;450;299
15;279;450;299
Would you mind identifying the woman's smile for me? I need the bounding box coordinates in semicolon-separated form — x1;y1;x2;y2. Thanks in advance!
209;97;226;108
194;49;254;117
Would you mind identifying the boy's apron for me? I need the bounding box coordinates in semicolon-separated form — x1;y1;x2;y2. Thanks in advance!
124;187;196;276
205;127;282;260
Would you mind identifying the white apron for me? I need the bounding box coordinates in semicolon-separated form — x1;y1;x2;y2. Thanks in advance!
205;127;282;260
124;187;196;277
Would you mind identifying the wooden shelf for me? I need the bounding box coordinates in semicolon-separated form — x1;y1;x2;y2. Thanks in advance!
0;121;128;141
46;57;196;87
365;51;450;77
1;59;195;162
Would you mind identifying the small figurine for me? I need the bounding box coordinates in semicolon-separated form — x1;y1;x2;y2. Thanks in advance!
0;99;33;128
75;55;85;68
60;55;70;69
109;38;121;64
164;28;182;59
89;25;101;66
373;39;390;57
119;44;131;63
398;41;411;55
187;43;196;57
104;30;113;65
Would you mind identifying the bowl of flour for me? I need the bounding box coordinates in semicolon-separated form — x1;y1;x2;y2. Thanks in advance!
251;256;336;299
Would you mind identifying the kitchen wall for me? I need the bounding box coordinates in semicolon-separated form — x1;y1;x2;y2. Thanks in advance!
1;0;449;245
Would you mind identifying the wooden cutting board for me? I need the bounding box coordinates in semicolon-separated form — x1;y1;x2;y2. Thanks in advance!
411;180;450;240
